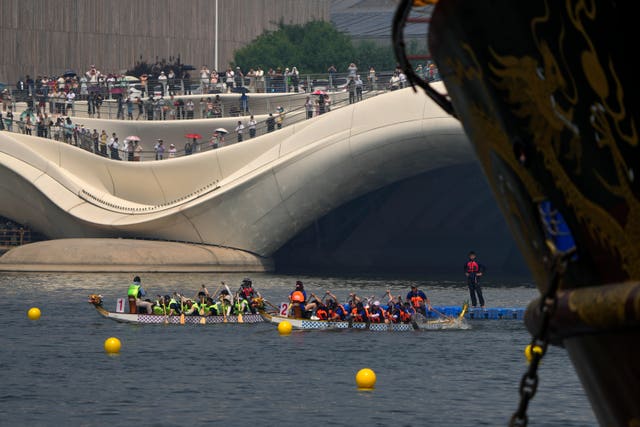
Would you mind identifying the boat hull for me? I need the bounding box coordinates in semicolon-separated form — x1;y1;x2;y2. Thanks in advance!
92;304;262;324
259;310;468;331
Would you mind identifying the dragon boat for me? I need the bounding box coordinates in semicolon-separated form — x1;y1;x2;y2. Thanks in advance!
258;303;469;332
88;294;264;324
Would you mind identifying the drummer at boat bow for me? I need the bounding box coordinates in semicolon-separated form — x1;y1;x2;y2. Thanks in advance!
127;276;153;314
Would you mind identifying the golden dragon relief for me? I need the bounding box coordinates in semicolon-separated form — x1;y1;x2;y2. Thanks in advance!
485;0;640;278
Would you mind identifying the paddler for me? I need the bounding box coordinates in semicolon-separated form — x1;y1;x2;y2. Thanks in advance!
196;284;209;300
164;294;181;316
153;295;165;315
182;299;199;316
384;290;403;323
217;293;232;317
233;295;250;314
368;301;385;323
325;291;349;320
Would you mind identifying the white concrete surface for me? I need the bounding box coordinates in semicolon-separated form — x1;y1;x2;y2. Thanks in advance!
0;83;475;259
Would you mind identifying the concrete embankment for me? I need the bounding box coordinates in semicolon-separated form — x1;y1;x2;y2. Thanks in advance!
0;238;273;272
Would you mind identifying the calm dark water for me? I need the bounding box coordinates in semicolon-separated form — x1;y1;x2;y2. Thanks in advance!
0;272;596;427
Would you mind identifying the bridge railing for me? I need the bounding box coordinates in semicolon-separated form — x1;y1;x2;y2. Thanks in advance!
2;86;391;162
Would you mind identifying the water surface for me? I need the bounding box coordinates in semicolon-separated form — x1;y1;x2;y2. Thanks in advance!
0;273;596;426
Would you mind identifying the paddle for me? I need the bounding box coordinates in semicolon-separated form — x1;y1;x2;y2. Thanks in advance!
237;296;244;323
223;283;234;323
163;302;169;325
411;316;420;330
429;305;454;322
176;292;185;325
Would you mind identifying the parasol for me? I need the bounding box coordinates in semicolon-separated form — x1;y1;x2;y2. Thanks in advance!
125;135;141;141
214;128;228;135
185;133;202;139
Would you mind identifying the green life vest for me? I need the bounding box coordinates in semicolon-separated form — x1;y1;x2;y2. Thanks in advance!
208;302;220;315
128;284;140;298
234;299;248;314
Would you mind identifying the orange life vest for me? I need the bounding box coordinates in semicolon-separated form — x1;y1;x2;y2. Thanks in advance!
316;308;328;320
291;291;305;302
410;295;424;308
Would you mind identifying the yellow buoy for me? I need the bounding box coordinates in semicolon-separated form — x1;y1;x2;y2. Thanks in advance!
27;307;41;320
278;320;292;335
524;344;543;363
356;368;377;390
104;337;122;354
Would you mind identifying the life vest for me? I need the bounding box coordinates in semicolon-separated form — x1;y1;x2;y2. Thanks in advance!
466;260;480;274
167;298;179;313
234;299;248;314
153;305;164;315
291;291;305;302
410;295;424;308
207;302;219;315
127;284;140;298
399;309;412;323
218;300;231;315
369;308;382;323
316;307;328;320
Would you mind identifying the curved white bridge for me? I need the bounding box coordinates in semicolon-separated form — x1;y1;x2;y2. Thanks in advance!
0;85;474;270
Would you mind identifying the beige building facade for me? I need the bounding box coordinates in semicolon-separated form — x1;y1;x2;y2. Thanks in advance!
0;0;329;84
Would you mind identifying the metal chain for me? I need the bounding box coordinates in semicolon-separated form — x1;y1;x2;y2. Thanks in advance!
509;249;571;426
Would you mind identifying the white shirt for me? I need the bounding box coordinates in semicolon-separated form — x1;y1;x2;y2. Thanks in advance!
235;123;245;134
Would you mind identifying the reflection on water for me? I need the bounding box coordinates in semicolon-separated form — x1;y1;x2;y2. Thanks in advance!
0;273;595;426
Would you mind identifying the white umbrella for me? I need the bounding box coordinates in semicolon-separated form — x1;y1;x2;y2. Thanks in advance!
214;128;228;135
123;75;140;82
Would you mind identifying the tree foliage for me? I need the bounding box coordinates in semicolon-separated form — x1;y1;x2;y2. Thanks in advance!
233;21;400;74
234;21;354;73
